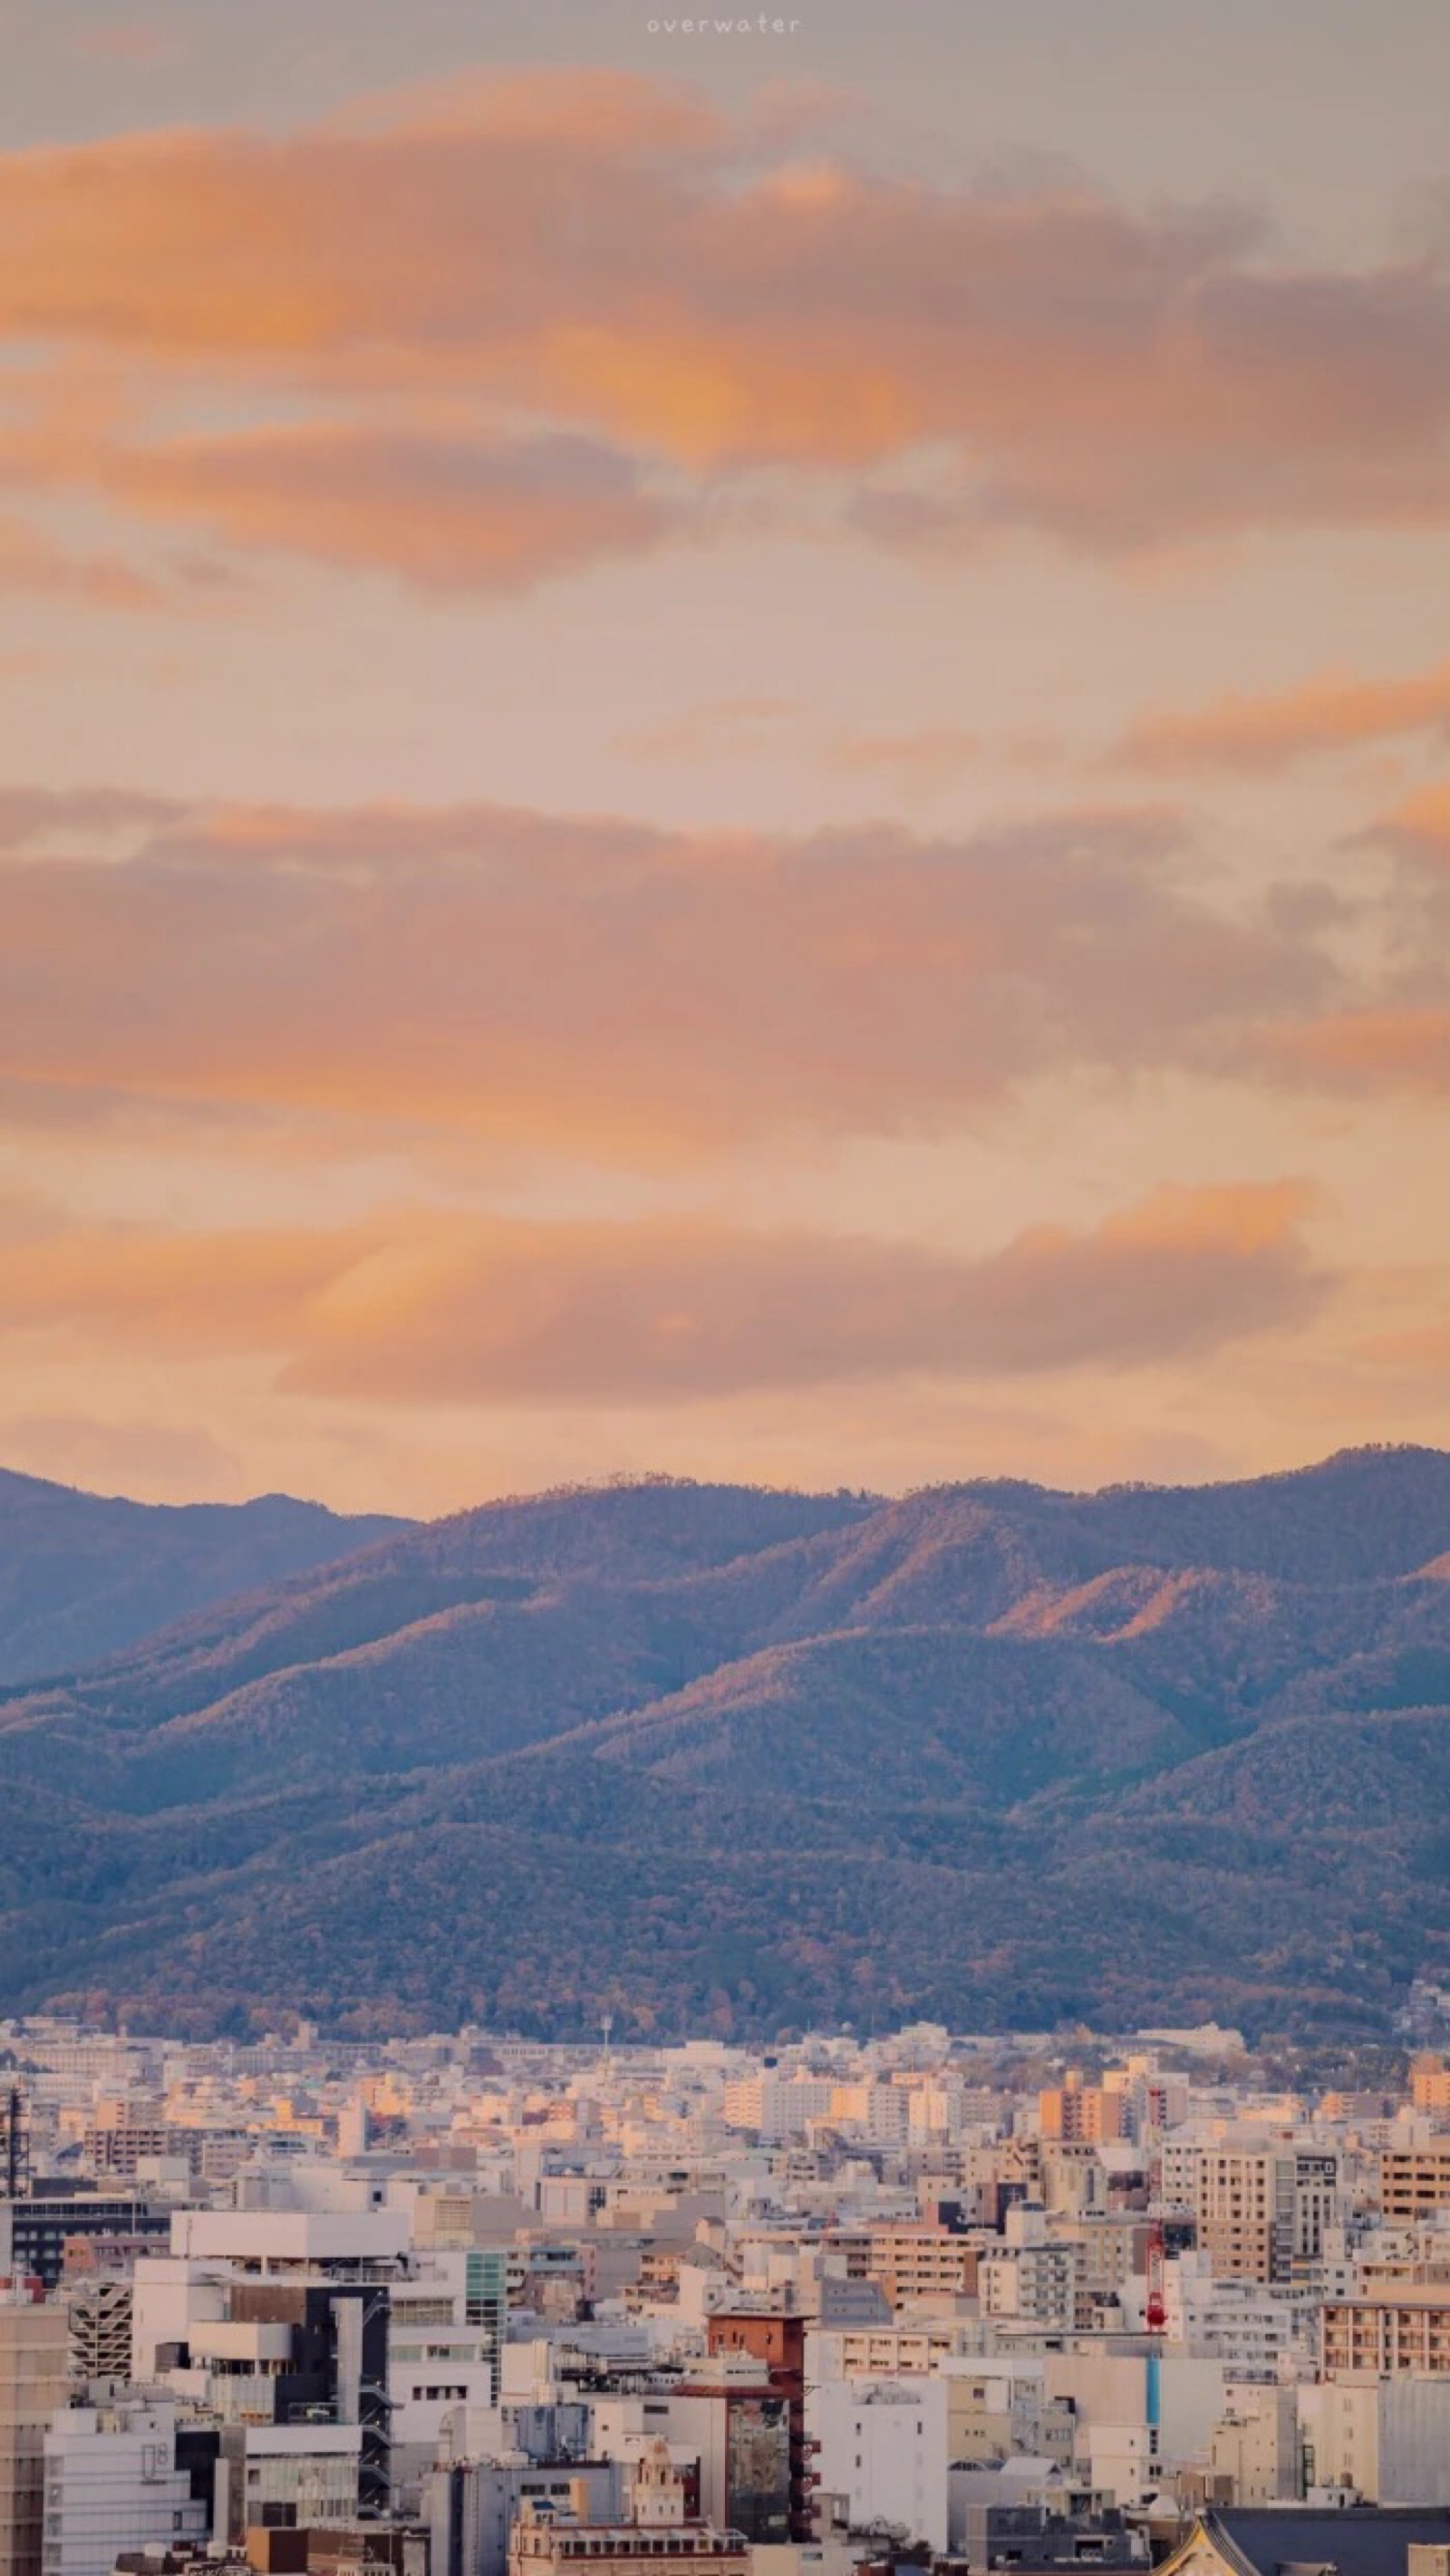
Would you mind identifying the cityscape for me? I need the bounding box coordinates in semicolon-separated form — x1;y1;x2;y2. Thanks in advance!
4;0;1450;2568
5;2002;1450;2576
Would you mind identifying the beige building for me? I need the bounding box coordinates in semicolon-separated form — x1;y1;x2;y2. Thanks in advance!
1039;2074;1127;2145
1321;2283;1450;2376
807;2324;962;2379
1299;2376;1450;2504
1056;2214;1147;2323
1382;2148;1450;2223
1411;2056;1450;2114
1206;2386;1299;2504
825;2226;975;2307
510;2446;749;2576
1182;2147;1339;2284
79;2107;179;2181
0;2293;71;2576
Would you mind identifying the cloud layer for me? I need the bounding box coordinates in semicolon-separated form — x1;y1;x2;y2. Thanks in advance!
5;67;1450;589
0;1183;1326;1404
0;789;1348;1155
2;51;1446;1506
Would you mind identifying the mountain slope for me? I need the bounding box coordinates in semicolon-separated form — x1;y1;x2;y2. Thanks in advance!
1;1450;1447;2041
0;1468;412;1684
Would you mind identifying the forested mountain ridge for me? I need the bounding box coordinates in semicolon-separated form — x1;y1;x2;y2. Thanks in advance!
1;1448;1446;2041
0;1466;411;1684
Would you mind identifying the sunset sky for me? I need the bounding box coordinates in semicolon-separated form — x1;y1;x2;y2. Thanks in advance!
3;0;1450;1513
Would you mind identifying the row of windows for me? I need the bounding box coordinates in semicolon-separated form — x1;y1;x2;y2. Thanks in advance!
523;2545;740;2562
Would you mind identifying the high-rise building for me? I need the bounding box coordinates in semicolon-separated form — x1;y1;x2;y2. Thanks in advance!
0;2291;71;2576
1180;2147;1339;2284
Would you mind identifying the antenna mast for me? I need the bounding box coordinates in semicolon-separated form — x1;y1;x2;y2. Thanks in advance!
1;2088;30;2200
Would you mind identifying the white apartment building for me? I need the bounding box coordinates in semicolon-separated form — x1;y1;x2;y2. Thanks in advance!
41;2397;207;2576
979;2207;1078;2332
168;2208;409;2271
1165;2251;1308;2378
131;2255;266;2388
814;2377;949;2552
390;2261;505;2512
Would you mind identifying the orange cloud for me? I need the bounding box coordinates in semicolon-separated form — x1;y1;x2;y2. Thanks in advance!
1115;664;1450;775
2;72;1449;562
0;1220;356;1351
0;790;1338;1158
333;66;723;153
296;1186;1329;1402
1362;779;1450;863
1268;1006;1450;1093
0;1184;1329;1404
104;422;679;592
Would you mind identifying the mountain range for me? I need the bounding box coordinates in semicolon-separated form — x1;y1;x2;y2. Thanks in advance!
1;1448;1446;2043
0;1467;410;1684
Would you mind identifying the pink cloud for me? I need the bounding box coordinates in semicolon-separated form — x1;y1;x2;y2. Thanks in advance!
0;1182;1329;1404
1115;664;1450;775
0;790;1336;1158
103;422;680;592
0;70;1448;574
